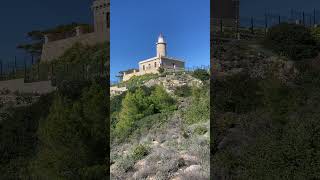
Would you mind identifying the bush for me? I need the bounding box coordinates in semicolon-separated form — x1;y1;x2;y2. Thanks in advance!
114;86;176;141
192;69;210;81
212;73;262;114
311;26;320;45
132;144;150;161
185;86;209;124
264;23;318;60
149;85;176;113
174;85;192;97
194;126;208;135
158;67;165;74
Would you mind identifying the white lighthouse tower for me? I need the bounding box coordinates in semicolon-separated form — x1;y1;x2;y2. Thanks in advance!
156;33;167;57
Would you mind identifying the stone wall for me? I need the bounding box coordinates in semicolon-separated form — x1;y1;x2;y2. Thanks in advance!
41;31;109;62
0;79;56;94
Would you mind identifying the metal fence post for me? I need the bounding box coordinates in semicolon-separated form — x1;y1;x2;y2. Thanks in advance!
314;9;316;25
251;17;254;34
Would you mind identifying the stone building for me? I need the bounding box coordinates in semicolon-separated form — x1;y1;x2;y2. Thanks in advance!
41;0;110;62
119;34;185;82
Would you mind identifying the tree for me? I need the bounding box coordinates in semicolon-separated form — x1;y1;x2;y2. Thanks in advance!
32;83;107;179
192;69;210;81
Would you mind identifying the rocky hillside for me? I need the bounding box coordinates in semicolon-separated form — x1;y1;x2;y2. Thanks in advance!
111;73;203;96
110;71;210;180
212;23;320;179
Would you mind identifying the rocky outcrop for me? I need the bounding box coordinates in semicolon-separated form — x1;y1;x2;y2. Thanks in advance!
144;74;203;93
110;73;203;96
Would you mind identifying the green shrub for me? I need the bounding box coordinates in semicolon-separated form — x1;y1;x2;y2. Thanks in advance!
212;73;262;114
264;23;318;60
311;26;320;45
119;74;158;89
185;86;209;124
132;144;150;161
114;86;176;141
194;126;208;135
174;85;192;97
115;88;154;141
158;67;165;74
192;69;210;81
149;85;176;113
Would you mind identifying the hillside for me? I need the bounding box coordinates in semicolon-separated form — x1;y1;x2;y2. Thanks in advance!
212;24;320;179
0;43;108;179
110;71;210;179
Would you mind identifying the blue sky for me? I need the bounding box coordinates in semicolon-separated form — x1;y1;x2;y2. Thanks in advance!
0;0;319;77
110;0;210;81
241;0;320;17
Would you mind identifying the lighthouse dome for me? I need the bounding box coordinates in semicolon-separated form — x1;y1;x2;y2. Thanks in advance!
157;33;165;43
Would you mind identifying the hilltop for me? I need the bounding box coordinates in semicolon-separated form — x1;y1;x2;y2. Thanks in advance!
110;70;210;179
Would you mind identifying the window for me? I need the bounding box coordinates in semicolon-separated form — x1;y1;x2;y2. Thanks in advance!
154;62;157;67
143;65;145;70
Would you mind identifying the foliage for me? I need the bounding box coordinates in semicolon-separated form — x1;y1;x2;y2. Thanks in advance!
0;93;54;179
118;74;159;90
31;83;108;179
174;85;192;97
185;85;209;124
264;23;318;60
193;126;208;135
212;72;262;114
131;144;150;161
311;26;320;45
213;59;320;179
192;69;210;81
149;85;176;113
158;67;165;74
113;86;175;142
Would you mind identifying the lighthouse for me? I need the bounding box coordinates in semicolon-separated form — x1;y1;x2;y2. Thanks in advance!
156;33;167;57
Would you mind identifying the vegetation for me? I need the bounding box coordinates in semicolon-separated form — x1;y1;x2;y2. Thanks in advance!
174;85;192;97
112;85;176;142
192;69;210;81
117;73;159;90
31;81;107;179
0;40;108;179
0;94;54;179
213;23;320;178
264;23;319;60
184;84;210;124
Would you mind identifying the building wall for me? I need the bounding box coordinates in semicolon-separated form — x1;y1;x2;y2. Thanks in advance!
41;0;109;62
139;58;161;74
161;58;185;70
122;57;185;81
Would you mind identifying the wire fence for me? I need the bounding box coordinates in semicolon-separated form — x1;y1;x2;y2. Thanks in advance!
0;57;108;87
213;9;320;40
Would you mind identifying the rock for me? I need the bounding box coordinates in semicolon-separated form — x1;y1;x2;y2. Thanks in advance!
184;165;201;173
180;154;198;164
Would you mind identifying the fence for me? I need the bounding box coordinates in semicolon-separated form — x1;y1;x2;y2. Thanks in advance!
112;65;210;84
213;9;320;40
0;57;108;87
